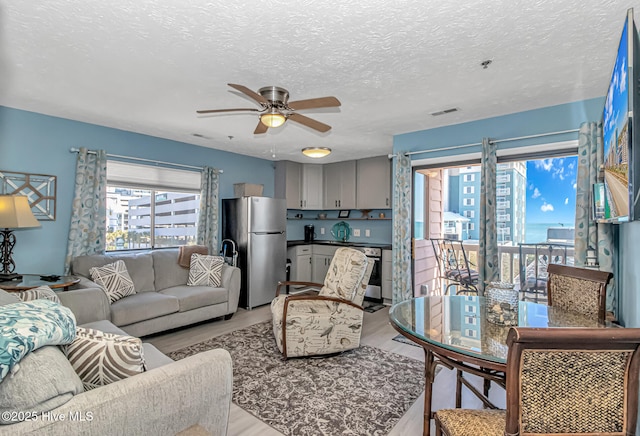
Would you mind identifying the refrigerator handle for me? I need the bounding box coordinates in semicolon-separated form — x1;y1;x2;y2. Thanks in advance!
252;231;285;235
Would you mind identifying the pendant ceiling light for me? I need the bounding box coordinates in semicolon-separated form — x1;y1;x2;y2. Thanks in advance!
301;147;331;158
260;109;286;128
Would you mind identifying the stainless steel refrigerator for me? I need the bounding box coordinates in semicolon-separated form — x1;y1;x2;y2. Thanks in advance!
222;197;287;309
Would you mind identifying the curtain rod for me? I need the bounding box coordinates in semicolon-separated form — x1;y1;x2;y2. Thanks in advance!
388;128;580;159
69;148;223;173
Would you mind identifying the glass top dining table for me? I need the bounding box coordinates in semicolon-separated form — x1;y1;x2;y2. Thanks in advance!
389;296;615;436
389;295;613;365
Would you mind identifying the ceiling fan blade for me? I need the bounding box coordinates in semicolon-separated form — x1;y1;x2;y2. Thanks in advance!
288;113;331;133
228;83;268;105
254;120;268;134
288;96;341;111
196;108;260;114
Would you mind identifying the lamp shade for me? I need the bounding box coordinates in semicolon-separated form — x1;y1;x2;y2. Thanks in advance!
260;110;286;128
0;195;41;229
302;147;332;158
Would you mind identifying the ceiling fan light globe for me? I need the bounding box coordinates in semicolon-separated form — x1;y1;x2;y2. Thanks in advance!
260;112;286;128
301;147;331;158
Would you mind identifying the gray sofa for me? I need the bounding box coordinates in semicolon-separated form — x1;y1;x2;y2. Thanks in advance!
67;248;241;337
0;289;233;436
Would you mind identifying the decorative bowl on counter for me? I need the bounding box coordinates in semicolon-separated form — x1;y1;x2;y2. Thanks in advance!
318;213;327;219
331;221;351;242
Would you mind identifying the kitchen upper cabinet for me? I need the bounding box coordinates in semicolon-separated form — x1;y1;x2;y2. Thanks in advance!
323;161;356;209
275;161;323;209
275;161;302;209
301;164;323;209
356;156;392;209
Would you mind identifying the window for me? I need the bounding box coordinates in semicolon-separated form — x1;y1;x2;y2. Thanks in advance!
464;210;475;218
463;186;475;194
463;174;475;182
106;161;201;251
469;223;475;231
463;198;475;206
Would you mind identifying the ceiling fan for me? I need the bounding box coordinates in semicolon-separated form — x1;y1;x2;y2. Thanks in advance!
197;83;341;134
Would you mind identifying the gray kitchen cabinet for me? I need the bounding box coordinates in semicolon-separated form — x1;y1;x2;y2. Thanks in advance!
288;245;312;282
275;161;323;209
356;156;392;209
323;161;356;209
311;245;338;283
302;164;323;209
275;161;302;209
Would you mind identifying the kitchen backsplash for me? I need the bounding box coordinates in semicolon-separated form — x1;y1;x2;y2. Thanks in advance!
286;209;392;244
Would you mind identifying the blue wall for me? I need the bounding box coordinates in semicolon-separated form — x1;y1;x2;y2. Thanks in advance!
0;106;275;275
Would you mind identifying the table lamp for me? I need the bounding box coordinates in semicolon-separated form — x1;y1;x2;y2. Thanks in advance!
0;195;41;281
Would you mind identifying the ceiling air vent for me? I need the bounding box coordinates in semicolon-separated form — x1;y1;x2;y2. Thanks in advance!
431;108;459;116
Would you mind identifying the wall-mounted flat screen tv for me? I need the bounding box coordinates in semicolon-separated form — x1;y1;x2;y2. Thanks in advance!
602;8;640;222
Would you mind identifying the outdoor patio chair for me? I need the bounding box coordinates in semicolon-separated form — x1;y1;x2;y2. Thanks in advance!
270;247;373;358
435;327;640;436
547;263;613;323
431;238;479;295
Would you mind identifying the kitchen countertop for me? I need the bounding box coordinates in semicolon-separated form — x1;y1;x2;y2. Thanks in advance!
287;240;392;250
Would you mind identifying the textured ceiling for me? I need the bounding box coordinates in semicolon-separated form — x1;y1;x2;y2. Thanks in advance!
0;1;636;163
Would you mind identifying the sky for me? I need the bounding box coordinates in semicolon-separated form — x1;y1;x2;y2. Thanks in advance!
526;156;578;224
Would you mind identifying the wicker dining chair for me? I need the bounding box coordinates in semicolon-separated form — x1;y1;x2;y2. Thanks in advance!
546;263;613;323
435;327;640;436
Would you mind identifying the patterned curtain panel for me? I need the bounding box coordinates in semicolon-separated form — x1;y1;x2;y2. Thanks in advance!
575;122;616;314
392;153;413;304
197;166;219;254
64;148;107;274
478;138;499;293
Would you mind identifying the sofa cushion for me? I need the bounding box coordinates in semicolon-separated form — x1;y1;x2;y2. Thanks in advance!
15;285;60;303
0;346;84;424
0;300;76;382
160;285;228;312
187;254;224;287
72;252;156;292
64;327;145;391
0;289;20;306
90;260;137;303
110;292;179;326
80;320;174;369
152;248;190;290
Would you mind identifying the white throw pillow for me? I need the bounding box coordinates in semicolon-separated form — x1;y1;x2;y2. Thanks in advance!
187;254;224;287
63;327;145;391
16;285;60;304
89;260;136;303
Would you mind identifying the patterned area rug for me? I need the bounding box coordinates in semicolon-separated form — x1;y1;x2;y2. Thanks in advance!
392;334;421;348
168;321;425;436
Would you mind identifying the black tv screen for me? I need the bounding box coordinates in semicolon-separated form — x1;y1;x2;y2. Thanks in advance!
602;9;640;221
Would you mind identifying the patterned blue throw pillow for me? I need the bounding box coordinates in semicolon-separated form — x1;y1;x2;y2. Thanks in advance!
0;300;76;382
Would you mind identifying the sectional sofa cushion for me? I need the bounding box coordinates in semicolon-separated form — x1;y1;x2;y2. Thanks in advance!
0;346;84;425
15;285;60;303
110;292;179;326
90;260;137;303
160;285;228;312
152;249;190;289
64;327;145;391
73;252;155;292
81;320;174;370
0;300;76;382
187;254;224;287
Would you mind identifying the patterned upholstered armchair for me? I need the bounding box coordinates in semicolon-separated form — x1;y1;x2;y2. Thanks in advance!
271;247;373;358
435;327;640;436
546;263;613;322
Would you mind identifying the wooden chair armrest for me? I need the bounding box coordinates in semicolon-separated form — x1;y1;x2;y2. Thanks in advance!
275;280;323;297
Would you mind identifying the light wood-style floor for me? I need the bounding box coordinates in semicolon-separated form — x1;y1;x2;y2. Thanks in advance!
147;305;505;436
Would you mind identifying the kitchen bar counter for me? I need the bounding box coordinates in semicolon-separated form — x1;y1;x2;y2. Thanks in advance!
287;240;392;250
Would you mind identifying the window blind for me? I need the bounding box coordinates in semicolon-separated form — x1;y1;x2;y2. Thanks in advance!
107;161;201;191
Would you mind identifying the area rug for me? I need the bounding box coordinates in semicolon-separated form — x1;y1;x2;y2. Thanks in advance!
168;321;425;436
363;301;386;313
392;334;421;348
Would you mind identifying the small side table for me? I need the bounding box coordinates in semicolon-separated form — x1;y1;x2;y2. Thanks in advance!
0;275;80;292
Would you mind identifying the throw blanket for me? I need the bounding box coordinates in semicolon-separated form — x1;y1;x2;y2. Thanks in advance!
178;245;208;268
